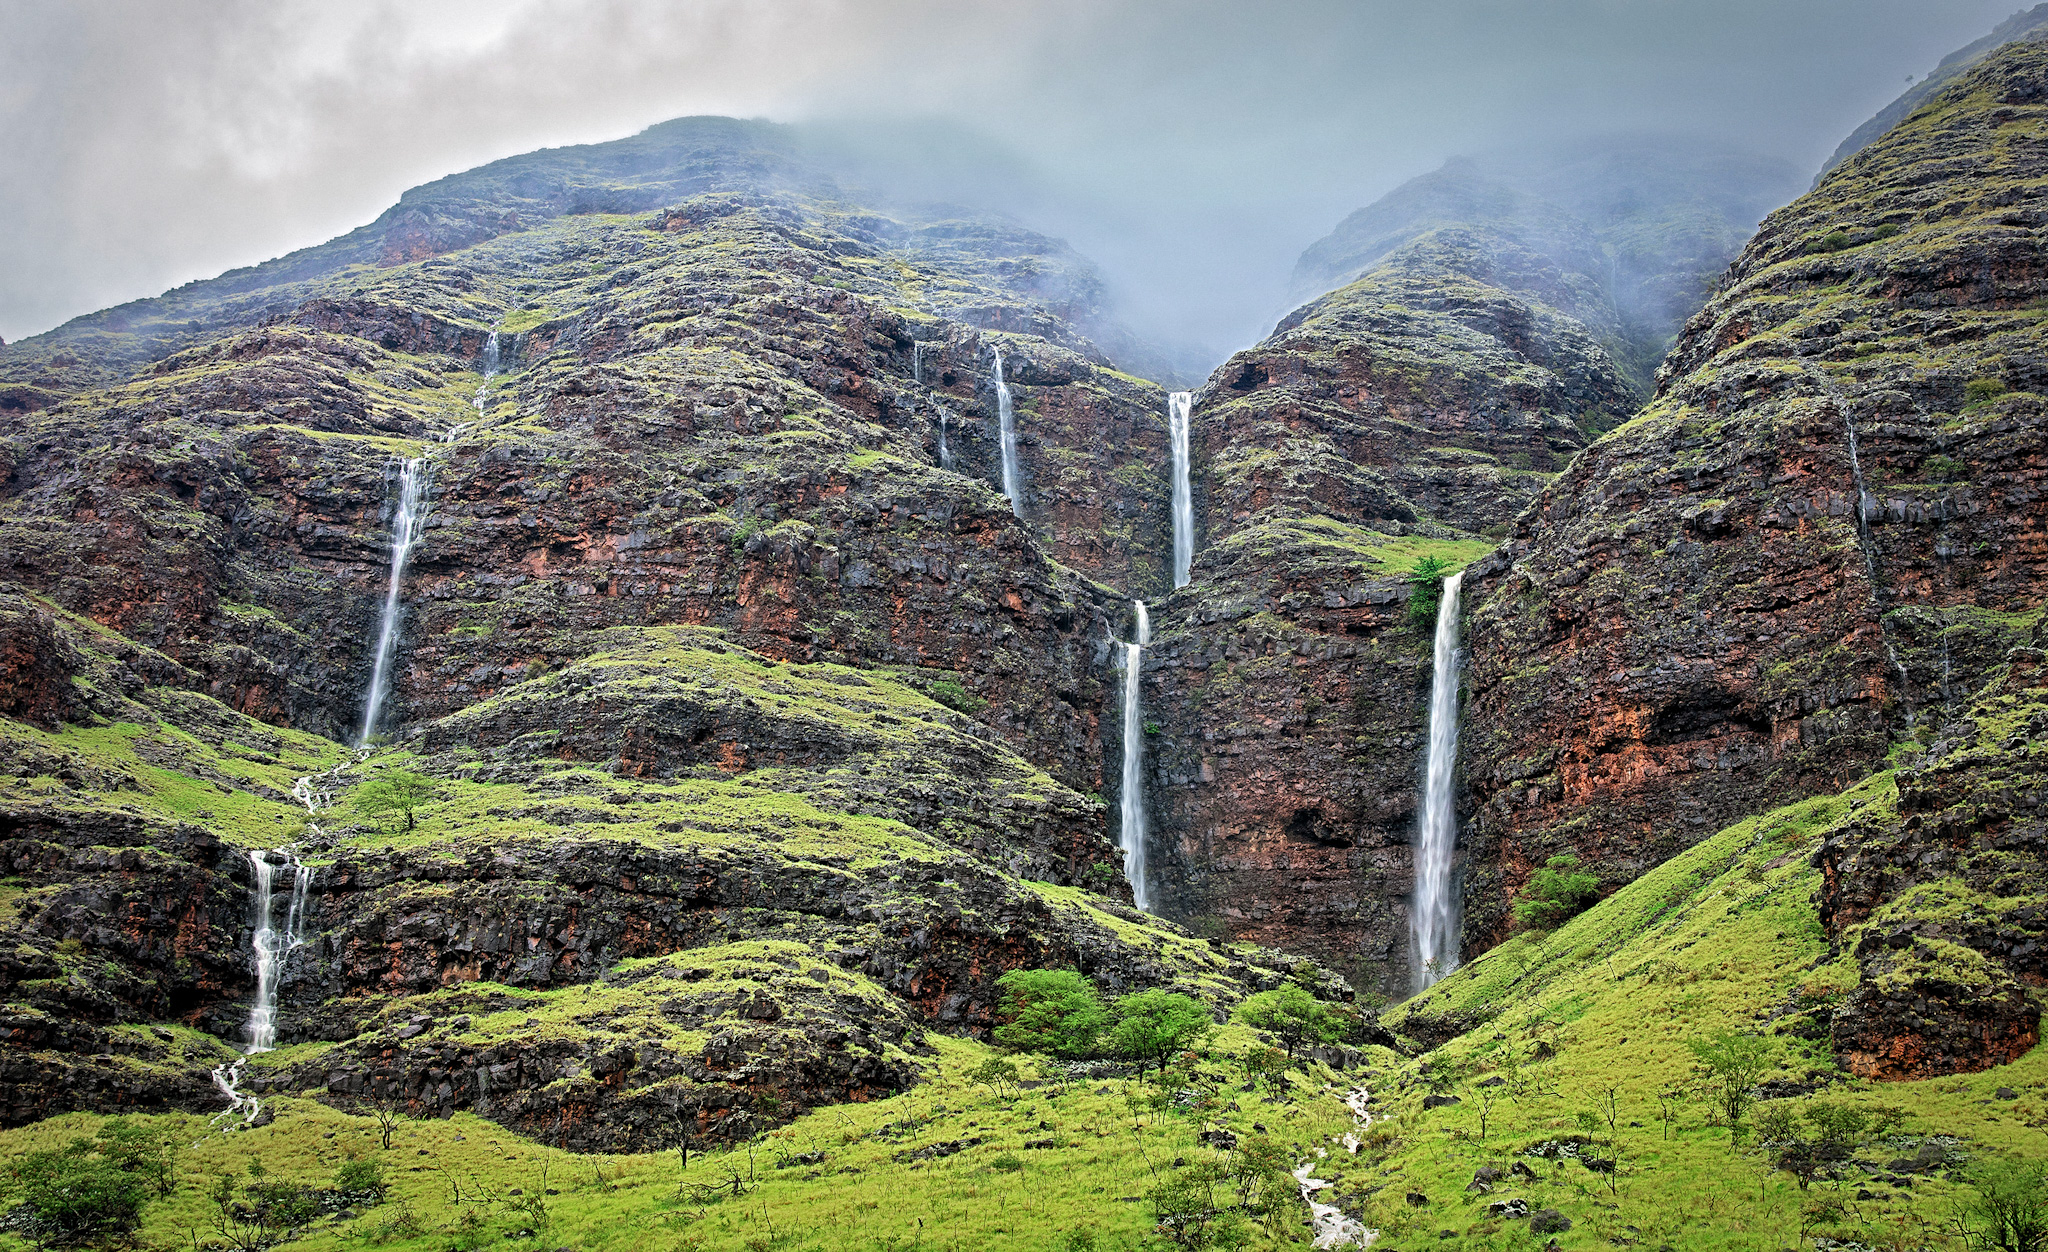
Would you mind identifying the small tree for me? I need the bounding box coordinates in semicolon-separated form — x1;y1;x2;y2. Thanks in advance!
1513;854;1601;931
993;969;1109;1059
355;768;436;834
1232;984;1345;1060
1106;990;1215;1076
1687;1029;1777;1133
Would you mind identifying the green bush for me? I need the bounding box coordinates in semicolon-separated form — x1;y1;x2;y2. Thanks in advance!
1406;555;1454;630
927;677;986;715
988;1152;1024;1173
5;1140;152;1248
1105;990;1215;1075
992;969;1109;1058
1512;853;1601;931
1923;453;1969;482
1809;231;1852;253
1961;1158;2048;1252
333;1156;386;1196
1232;984;1346;1059
1965;376;2010;406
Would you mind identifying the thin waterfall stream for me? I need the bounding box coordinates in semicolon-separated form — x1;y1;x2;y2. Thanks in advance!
357;459;430;744
992;347;1022;517
1119;601;1152;911
1168;391;1193;588
1411;571;1464;990
357;327;499;743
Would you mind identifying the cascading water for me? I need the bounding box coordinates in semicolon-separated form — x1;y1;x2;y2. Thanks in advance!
1119;601;1152;911
992;347;1023;517
1168;391;1194;588
1411;571;1464;991
937;407;955;471
472;330;500;417
357;459;431;744
211;845;316;1126
912;341;925;385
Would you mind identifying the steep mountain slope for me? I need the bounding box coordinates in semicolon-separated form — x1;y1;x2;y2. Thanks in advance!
0;118;1304;1145
1460;39;2048;953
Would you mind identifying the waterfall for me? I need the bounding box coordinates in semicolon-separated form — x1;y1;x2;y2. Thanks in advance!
912;341;925;385
1411;571;1464;991
937;407;955;471
358;458;431;744
472;330;500;416
992;347;1023;517
1168;391;1194;588
1119;601;1152;911
211;846;315;1126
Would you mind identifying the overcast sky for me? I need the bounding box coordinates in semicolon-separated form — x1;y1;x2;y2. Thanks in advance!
0;0;2021;352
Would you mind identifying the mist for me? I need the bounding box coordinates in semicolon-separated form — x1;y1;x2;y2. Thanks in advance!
0;0;2021;356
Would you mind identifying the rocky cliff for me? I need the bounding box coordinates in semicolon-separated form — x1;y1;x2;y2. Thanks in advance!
1460;39;2048;958
1137;142;1795;994
0;119;1333;1145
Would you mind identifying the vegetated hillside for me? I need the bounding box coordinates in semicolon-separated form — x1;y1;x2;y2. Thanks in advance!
1138;146;1731;993
0;116;1347;1152
1458;37;2048;955
1348;676;2048;1248
1816;2;2048;183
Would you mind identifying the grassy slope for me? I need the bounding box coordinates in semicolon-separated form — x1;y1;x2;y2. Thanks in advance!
0;1024;1364;1252
1351;774;2047;1250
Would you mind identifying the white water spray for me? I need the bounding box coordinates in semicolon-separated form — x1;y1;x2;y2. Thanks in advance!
937;407;955;471
1411;571;1464;991
912;341;925;385
358;459;431;744
1119;601;1152;911
992;347;1022;517
1168;391;1194;588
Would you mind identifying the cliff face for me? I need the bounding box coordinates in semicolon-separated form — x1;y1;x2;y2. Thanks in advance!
0;120;1341;1144
1140;156;1661;995
1460;40;2048;952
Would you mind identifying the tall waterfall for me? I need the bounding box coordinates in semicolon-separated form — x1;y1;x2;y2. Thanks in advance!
937;408;954;471
1168;391;1194;588
1119;601;1152;911
912;341;925;385
358;459;431;744
992;347;1023;517
1411;571;1464;991
212;846;315;1125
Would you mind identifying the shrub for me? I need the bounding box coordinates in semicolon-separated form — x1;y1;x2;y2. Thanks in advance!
5;1140;152;1248
988;1152;1023;1173
1874;223;1900;240
1809;231;1852;253
1406;555;1454;629
927;677;986;715
1512;854;1601;931
1686;1029;1777;1130
1923;453;1969;482
1961;1158;2048;1252
992;969;1109;1058
1966;376;2010;406
1232;984;1346;1059
333;1156;386;1196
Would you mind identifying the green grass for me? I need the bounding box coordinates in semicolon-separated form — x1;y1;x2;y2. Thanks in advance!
0;1026;1364;1252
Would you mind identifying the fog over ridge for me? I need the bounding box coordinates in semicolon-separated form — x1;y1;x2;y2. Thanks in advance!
0;0;2021;358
